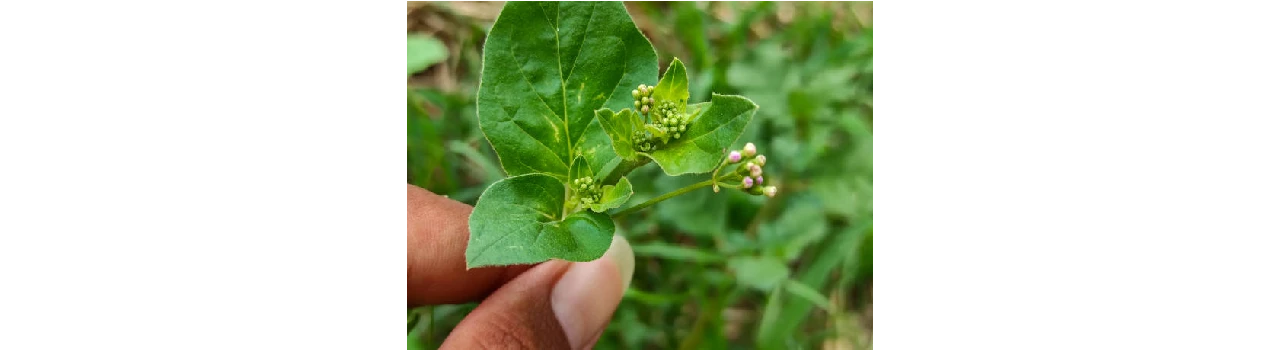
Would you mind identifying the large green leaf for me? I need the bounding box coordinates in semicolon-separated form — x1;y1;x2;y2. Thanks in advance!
467;174;615;267
477;1;656;179
644;93;758;175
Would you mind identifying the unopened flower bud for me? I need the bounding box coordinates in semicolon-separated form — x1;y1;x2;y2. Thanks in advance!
632;89;639;98
728;151;742;163
634;101;640;109
755;176;763;184
742;176;754;188
641;105;649;114
743;142;757;157
763;186;777;198
755;155;766;166
749;163;762;177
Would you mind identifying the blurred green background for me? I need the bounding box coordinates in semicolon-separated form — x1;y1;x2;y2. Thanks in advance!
407;2;871;349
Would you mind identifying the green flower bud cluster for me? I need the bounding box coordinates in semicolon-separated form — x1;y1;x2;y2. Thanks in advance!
627;84;691;153
650;101;688;139
571;176;603;206
631;129;657;152
632;84;653;116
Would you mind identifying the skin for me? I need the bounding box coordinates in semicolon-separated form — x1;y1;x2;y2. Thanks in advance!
408;184;625;349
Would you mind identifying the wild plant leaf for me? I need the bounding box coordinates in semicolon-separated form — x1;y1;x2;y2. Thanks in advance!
569;155;594;182
467;174;615;268
595;108;643;160
588;176;632;212
476;1;656;179
651;58;690;112
644;94;758;175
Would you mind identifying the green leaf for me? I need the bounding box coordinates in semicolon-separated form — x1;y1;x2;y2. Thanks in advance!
644;123;670;144
589;176;632;212
651;58;689;111
569;155;594;182
407;34;447;76
644;93;758;175
631;242;724;263
728;256;790;291
595;108;642;160
782;279;835;313
466;174;615;267
476;1;657;179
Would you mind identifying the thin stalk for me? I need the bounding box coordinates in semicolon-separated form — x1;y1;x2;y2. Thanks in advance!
613;179;716;218
613;169;743;218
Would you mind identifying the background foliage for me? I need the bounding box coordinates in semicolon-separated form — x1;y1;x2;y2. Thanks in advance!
408;2;872;349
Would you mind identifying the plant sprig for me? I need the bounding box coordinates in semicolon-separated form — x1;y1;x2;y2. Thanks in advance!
465;1;775;268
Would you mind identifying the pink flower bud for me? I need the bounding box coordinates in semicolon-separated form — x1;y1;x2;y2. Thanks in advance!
749;163;762;177
755;176;763;184
755;155;766;166
728;151;742;163
763;186;778;198
742;176;754;188
743;142;757;157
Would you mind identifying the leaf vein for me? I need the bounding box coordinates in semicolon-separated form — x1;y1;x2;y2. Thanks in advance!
563;2;597;85
504;118;569;169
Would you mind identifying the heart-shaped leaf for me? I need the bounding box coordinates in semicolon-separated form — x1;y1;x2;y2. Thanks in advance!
644;93;759;175
477;1;657;179
467;174;615;268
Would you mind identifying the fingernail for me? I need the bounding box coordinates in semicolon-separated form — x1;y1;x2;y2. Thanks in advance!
552;235;634;349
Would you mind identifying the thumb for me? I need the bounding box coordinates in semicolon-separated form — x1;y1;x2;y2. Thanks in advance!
441;235;635;350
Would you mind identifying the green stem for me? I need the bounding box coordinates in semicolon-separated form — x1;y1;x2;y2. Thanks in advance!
613;178;716;218
599;156;650;185
614;170;747;216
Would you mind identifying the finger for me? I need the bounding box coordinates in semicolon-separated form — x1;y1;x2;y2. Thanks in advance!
407;184;533;305
442;235;634;350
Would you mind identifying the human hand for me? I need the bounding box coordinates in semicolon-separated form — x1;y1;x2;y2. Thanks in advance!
408;184;635;349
